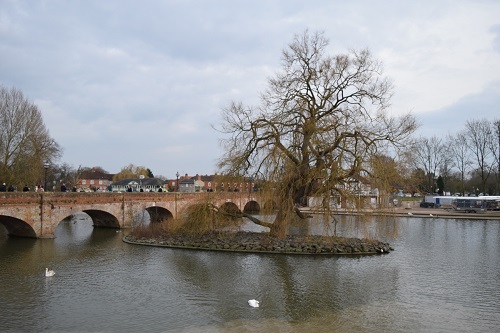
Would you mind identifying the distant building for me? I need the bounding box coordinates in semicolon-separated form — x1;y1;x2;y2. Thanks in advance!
77;169;114;191
166;173;191;192
179;175;205;193
198;174;216;192
214;174;256;192
110;177;166;192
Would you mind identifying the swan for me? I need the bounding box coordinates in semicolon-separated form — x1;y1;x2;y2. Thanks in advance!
248;299;259;308
407;212;413;215
45;268;55;277
429;214;434;217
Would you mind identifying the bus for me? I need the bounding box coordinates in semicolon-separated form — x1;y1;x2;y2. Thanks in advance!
452;196;500;213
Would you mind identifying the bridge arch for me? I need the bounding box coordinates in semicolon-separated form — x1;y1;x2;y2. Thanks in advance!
145;206;173;223
82;209;121;228
219;201;241;215
0;215;37;238
243;200;260;214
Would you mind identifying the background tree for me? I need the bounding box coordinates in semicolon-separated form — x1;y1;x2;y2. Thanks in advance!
217;30;417;238
491;119;500;194
113;164;149;181
395;145;424;194
410;168;427;194
88;166;108;174
447;131;472;195
438;157;454;195
412;136;447;194
369;154;405;206
436;176;444;195
0;85;61;188
465;119;493;194
49;163;77;191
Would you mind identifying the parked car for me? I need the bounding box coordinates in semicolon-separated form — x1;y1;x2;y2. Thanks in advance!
420;201;435;208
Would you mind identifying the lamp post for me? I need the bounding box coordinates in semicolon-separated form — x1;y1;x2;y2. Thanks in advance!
139;174;144;192
43;161;49;192
175;171;180;218
176;172;179;192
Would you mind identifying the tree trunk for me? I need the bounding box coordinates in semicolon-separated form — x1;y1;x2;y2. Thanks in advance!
270;208;289;238
240;213;273;229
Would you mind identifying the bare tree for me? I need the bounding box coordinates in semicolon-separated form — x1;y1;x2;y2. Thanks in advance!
491;119;500;194
50;163;86;190
412;136;448;194
447;131;472;195
465;119;494;194
0;85;61;187
217;30;417;238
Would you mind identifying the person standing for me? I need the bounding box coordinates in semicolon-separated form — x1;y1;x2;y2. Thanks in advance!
0;183;6;192
60;183;67;192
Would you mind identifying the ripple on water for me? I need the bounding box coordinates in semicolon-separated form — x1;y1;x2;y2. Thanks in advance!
1;216;500;332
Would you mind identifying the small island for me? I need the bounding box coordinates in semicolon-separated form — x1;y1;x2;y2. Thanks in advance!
123;231;392;255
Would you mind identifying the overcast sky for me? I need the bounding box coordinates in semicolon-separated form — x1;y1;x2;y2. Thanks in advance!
1;0;499;178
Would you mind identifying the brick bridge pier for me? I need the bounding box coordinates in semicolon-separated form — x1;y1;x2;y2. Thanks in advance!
0;192;270;238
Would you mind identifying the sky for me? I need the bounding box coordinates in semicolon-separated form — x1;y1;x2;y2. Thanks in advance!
1;0;499;179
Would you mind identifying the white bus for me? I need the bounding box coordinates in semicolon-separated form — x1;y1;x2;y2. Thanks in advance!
452;196;500;213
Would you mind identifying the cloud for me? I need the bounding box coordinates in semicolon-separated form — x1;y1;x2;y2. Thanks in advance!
417;80;500;138
1;0;500;177
491;24;500;53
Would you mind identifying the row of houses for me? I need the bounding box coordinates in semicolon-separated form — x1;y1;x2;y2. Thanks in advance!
76;170;257;193
76;169;397;208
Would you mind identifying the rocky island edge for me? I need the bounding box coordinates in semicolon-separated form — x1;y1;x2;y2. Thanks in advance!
123;231;392;255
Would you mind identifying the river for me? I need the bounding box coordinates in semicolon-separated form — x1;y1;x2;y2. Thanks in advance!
0;213;499;332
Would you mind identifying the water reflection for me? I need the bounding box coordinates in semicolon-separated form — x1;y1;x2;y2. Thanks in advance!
0;214;499;332
237;213;401;242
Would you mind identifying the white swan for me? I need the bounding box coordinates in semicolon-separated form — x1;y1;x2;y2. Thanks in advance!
45;268;55;277
407;212;413;215
248;299;259;308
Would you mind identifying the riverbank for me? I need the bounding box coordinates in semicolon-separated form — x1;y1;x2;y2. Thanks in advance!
324;206;500;220
297;200;500;219
123;231;393;255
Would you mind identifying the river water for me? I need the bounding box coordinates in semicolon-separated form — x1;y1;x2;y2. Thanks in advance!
0;214;499;332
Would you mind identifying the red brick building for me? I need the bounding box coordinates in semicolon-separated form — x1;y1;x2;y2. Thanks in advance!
77;169;114;192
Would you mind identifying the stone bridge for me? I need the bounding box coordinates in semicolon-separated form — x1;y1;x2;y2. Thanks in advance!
0;192;273;238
